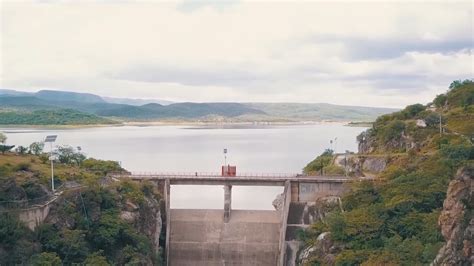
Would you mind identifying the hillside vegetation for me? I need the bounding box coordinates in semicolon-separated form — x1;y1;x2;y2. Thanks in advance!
302;80;474;265
0;109;117;125
0;139;163;265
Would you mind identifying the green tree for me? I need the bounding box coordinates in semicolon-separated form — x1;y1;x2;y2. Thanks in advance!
0;132;6;144
29;142;45;155
424;112;441;128
0;144;15;154
56;145;86;165
402;104;426;119
433;94;447;108
84;251;110;266
449;80;462;89
29;252;62;266
303;149;334;174
15;145;28;155
0;213;28;247
381;120;405;143
81;158;123;175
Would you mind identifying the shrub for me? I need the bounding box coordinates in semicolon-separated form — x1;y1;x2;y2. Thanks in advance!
440;144;474;168
323;164;345;175
0;144;15;154
22;181;47;199
303;149;334;174
14;162;31;171
15;146;28;155
81;158;123;175
424;112;441;128
29;142;45;155
39;154;49;164
0;213;28;247
29;252;62;266
84;252;110;266
380;120;405;143
55;146;86;165
401;104;426;119
116;180;145;204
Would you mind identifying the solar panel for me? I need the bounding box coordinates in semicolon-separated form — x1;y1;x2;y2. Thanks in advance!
44;135;57;143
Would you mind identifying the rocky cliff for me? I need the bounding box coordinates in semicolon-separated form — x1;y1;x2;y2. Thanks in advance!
333;154;388;177
280;196;343;266
432;166;474;266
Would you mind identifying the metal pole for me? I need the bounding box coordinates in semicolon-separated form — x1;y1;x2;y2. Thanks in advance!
439;113;442;136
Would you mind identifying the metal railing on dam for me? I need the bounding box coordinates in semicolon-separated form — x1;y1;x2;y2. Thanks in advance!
109;172;367;186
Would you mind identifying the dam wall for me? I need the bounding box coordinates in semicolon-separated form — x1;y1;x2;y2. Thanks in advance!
168;209;281;266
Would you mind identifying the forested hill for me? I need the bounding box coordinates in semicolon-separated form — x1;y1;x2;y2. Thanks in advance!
0;89;396;124
301;79;474;265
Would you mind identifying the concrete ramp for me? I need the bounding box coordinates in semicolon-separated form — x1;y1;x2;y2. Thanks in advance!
169;209;280;266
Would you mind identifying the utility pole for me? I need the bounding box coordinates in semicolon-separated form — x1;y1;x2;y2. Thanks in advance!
45;135;57;192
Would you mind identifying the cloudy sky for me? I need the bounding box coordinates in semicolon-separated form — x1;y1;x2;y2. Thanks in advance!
1;0;472;108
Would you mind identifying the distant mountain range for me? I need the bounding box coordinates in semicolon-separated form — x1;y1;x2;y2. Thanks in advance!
102;96;173;106
0;89;398;124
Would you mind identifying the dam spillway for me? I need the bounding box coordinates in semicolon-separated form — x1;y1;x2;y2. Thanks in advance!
111;173;362;265
169;209;281;265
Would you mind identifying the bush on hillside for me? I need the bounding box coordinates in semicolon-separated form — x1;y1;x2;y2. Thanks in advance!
380;120;405;143
81;158;123;175
55;145;86;165
29;252;62;266
303;149;334;174
29;142;45;155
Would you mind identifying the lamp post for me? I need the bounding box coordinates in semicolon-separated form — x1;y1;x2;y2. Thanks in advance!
44;135;57;192
223;148;228;166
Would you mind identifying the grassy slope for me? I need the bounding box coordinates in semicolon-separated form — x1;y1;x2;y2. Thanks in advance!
0;152;162;265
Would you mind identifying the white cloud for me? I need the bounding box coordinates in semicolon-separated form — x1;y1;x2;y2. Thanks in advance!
1;0;472;108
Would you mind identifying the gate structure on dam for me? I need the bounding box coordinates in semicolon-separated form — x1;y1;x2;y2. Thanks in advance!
113;172;363;266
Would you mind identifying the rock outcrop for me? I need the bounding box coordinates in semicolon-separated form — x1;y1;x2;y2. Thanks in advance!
272;192;284;212
136;196;162;254
283;196;343;266
333;154;388;177
432;166;474;266
298;232;342;265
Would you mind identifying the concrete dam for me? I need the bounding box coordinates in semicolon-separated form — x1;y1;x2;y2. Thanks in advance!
170;209;280;265
114;172;361;265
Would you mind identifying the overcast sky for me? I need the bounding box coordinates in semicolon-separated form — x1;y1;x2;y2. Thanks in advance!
1;0;472;108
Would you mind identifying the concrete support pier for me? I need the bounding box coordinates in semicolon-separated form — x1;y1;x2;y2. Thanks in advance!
224;185;232;223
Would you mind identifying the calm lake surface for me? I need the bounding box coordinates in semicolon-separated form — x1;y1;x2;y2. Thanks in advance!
1;123;366;210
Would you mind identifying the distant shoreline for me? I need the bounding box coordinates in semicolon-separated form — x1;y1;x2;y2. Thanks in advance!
0;120;372;130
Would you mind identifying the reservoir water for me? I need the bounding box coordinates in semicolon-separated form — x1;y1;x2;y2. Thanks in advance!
1;123;367;209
